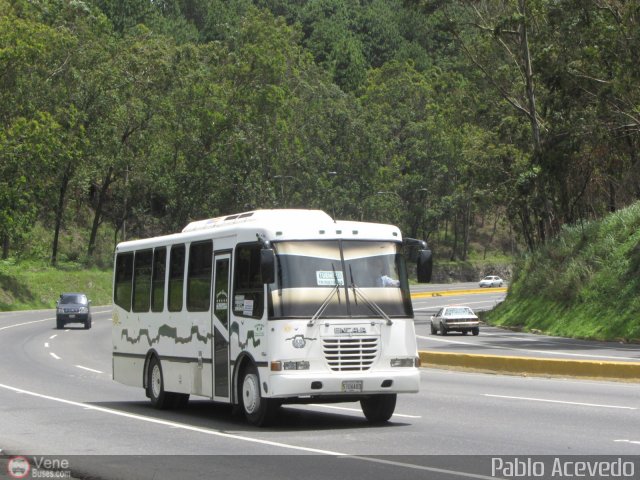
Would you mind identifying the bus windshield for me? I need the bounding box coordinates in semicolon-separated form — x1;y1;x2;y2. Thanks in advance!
269;240;413;319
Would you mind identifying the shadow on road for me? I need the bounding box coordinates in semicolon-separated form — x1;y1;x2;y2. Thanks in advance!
87;399;411;433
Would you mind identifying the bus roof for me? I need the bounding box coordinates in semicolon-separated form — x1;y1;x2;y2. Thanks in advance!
115;209;403;252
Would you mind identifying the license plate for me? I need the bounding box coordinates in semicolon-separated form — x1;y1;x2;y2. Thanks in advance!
68;314;76;319
341;380;363;393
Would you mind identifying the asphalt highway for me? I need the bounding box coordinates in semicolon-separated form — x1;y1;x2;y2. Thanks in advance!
1;294;639;479
412;284;640;363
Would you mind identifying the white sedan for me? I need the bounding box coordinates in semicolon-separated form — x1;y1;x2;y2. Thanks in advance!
479;275;504;288
430;306;479;336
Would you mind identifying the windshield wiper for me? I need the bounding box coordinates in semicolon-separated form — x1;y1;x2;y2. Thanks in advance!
307;285;339;327
348;266;393;326
307;263;341;327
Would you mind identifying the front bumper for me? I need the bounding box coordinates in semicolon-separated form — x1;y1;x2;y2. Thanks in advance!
57;313;90;324
267;368;420;399
443;321;479;331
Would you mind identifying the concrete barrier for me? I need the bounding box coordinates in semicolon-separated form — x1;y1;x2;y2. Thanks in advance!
419;351;640;382
411;287;507;299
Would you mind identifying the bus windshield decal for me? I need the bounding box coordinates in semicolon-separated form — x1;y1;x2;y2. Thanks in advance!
316;270;344;286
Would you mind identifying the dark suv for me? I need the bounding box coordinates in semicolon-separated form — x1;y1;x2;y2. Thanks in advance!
56;293;92;329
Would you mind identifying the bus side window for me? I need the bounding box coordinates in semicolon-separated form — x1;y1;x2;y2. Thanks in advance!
233;243;263;319
114;252;134;311
151;247;166;312
168;244;185;312
187;241;213;312
132;249;152;313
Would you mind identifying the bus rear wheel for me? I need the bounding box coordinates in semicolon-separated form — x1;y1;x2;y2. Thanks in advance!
240;364;278;427
361;393;397;423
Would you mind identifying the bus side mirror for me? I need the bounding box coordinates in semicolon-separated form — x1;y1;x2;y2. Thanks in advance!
260;248;275;284
417;249;433;283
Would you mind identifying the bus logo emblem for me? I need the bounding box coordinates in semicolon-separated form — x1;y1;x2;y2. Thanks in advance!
334;327;366;335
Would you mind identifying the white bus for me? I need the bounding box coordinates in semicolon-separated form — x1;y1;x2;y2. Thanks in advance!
112;209;432;426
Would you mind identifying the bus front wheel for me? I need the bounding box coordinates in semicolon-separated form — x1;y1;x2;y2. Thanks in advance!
361;394;397;423
240;364;278;427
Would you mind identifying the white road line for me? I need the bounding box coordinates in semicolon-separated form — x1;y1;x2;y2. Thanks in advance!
417;335;640;361
44;342;49;348
75;365;104;374
614;439;640;445
0;382;496;479
307;403;421;419
484;394;637;410
0;382;343;455
0;317;54;331
49;352;61;360
49;334;57;339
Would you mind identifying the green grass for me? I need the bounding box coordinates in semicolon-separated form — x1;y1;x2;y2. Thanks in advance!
0;259;113;310
486;201;640;342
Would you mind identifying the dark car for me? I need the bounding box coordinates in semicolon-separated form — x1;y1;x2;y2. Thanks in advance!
56;293;92;329
430;305;479;336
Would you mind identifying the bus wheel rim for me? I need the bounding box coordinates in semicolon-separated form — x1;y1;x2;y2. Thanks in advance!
151;364;162;398
243;374;260;414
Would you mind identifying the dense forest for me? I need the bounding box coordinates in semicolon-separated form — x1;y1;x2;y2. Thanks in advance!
1;0;639;267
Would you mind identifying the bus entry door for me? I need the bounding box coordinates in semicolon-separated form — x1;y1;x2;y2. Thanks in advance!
212;253;231;400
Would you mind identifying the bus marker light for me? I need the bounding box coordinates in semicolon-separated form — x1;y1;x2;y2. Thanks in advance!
270;361;282;371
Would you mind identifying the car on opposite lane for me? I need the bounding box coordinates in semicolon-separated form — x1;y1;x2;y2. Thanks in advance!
430;306;479;336
56;293;92;329
479;275;504;288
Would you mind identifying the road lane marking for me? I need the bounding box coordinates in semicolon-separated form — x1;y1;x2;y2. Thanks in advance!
49;352;61;360
615;439;640;445
0;382;499;479
484;394;637;410
49;335;57;339
414;298;505;311
44;342;49;348
0;381;344;455
0;318;53;331
417;335;640;361
307;403;421;419
75;365;104;374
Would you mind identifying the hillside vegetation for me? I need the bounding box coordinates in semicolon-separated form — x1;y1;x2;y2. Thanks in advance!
0;260;112;310
2;1;640;268
487;202;640;342
2;1;640;326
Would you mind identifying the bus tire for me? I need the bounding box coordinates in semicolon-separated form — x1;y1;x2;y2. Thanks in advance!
361;393;397;423
147;356;173;410
240;364;277;427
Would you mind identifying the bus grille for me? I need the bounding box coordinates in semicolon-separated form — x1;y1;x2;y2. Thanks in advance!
323;337;379;371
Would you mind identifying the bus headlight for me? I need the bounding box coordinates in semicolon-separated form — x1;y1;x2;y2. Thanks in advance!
270;360;311;371
283;361;310;370
390;358;415;367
